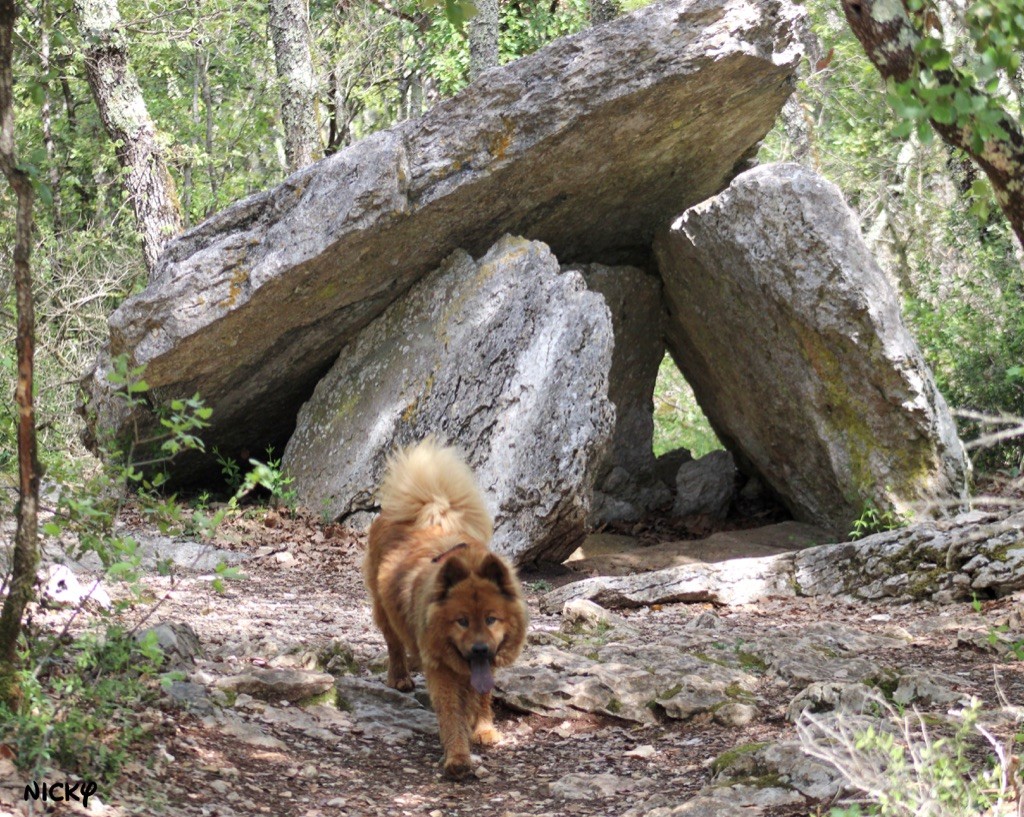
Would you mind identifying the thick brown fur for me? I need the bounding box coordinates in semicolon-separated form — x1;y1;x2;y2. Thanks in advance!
364;439;528;780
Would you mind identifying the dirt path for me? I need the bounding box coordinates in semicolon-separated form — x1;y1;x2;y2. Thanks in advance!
6;509;1024;817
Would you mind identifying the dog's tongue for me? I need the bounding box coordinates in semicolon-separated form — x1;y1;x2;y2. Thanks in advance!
469;656;494;694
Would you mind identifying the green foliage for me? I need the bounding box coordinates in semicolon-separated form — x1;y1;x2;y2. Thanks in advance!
214;447;244;492
0;358;248;783
762;0;1024;470
888;0;1023;152
801;695;1016;817
652;354;723;459
228;448;298;510
0;626;164;785
46;355;235;593
524;579;552;593
985;623;1024;659
905;256;1024;467
216;445;298;509
849;500;907;540
849;700;1004;815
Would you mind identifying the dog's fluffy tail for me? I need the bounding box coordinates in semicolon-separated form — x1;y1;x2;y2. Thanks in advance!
378;438;493;544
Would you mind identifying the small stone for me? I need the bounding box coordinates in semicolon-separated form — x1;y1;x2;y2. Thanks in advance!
39;564;112;610
474;765;491;779
624;745;656;759
215;668;334;703
673;450;736;518
713;702;758;727
549;772;633;799
560;598;637;634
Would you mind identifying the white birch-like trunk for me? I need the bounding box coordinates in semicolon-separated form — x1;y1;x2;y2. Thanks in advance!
468;0;499;79
76;0;183;277
268;0;320;171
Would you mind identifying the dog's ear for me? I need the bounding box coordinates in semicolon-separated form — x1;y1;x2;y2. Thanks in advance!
478;553;517;598
437;556;470;598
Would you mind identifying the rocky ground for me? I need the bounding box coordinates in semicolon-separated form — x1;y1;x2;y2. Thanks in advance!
2;507;1024;817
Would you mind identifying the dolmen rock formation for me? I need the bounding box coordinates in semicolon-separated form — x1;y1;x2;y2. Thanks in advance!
81;0;970;564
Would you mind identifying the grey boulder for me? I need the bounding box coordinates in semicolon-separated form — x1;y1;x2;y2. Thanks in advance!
673;449;736;518
654;163;969;535
283;236;615;564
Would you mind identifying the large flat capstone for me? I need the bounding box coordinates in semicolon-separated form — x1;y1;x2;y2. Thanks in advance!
80;0;804;479
654;163;970;534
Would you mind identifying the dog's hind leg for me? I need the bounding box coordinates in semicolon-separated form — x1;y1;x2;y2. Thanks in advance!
373;600;414;691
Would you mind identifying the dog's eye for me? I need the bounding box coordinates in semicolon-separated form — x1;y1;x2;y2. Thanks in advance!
485;616;498;625
457;617;469;628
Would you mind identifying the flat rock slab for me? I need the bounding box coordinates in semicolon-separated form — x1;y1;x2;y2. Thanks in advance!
654;163;969;535
215;668;335;703
626;785;804;817
543;552;798;610
549;511;1024;609
495;643;756;723
712;742;844;801
81;0;804;481
794;510;1024;602
566;521;832;576
334;676;439;742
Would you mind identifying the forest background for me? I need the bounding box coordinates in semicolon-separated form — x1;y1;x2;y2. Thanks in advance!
1;0;1024;801
2;0;1024;485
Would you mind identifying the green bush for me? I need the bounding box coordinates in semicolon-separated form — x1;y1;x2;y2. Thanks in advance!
0;626;164;785
798;694;1017;817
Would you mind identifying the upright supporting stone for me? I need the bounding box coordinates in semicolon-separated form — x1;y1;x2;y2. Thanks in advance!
572;264;671;523
654;163;969;534
283;236;614;564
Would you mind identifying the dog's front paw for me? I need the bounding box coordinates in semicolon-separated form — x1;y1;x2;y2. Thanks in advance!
388;674;414;692
442;754;473;780
472;725;501;746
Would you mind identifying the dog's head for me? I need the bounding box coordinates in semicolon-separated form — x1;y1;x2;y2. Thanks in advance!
426;552;527;693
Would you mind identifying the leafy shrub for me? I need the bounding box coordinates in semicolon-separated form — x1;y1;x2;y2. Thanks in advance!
849;500;907;540
797;693;1019;817
0;626;166;785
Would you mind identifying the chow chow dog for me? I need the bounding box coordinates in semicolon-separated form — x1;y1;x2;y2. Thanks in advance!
364;439;528;779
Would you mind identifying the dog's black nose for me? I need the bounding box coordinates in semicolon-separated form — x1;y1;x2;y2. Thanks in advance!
471;643;490;657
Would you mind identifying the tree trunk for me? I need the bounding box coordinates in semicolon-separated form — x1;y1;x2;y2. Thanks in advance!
76;0;183;277
201;52;218;210
589;0;619;26
468;0;499;79
840;0;1024;250
268;0;320;172
0;0;41;710
38;0;64;228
